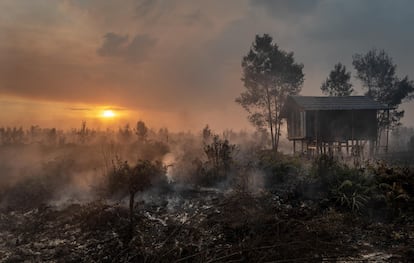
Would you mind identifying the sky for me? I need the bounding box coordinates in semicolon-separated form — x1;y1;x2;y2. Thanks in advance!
1;0;414;131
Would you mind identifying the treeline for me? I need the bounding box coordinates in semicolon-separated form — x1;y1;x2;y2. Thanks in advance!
0;121;167;146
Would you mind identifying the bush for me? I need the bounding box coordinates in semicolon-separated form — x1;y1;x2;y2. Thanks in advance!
191;134;236;187
257;151;303;189
368;161;414;218
100;157;167;198
310;154;374;214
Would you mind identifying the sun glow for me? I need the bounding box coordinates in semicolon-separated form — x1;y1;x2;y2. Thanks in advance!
101;109;116;118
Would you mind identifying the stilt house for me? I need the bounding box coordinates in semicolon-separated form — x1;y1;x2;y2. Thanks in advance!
281;96;390;155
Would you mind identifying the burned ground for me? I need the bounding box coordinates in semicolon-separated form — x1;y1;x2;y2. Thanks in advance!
1;184;413;262
0;130;413;262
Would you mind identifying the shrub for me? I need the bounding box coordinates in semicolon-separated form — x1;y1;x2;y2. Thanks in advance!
195;134;236;187
101;158;167;239
257;151;303;189
311;154;374;214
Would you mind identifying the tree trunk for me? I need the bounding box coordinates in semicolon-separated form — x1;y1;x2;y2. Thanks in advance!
274;98;282;153
265;87;275;150
273;93;284;153
129;191;136;235
276;120;281;153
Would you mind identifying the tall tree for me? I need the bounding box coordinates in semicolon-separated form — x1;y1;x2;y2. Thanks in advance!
321;63;353;96
352;49;414;131
236;34;304;152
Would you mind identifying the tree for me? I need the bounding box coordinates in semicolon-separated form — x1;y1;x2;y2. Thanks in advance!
202;124;212;143
352;49;414;131
236;34;304;152
78;121;88;144
135;120;148;142
321;63;353;96
118;124;132;143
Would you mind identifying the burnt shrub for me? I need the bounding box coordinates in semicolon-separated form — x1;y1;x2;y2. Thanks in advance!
99;158;168;199
98;158;168;239
191;134;237;187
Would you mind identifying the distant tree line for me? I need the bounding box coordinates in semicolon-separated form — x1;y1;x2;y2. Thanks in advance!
0;120;169;146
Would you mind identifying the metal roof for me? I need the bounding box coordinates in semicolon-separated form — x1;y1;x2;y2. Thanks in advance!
288;96;390;111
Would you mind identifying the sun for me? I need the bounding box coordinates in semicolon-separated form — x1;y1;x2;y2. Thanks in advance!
101;109;116;118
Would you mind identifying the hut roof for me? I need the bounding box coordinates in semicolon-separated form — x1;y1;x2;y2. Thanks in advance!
287;96;390;111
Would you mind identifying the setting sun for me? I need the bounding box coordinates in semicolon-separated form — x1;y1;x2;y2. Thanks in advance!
101;109;116;118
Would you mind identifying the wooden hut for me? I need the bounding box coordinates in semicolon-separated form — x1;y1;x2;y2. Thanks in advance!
280;96;390;156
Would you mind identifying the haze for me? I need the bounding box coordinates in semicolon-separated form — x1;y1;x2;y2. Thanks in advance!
1;0;414;131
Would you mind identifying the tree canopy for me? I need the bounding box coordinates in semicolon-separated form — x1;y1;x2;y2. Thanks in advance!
321;63;353;96
236;34;304;151
352;49;414;129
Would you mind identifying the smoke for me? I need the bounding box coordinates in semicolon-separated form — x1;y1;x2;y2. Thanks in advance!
0;122;291;211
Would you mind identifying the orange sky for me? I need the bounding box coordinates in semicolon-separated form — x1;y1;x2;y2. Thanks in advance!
1;0;414;131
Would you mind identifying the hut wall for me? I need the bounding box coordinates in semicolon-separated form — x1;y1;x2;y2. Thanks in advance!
305;110;377;142
287;109;306;139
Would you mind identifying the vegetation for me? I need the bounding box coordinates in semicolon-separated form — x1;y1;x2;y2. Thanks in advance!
321;63;353;96
310;154;414;218
202;127;236;184
108;158;166;235
135;120;148;142
236;34;304;152
0;124;414;261
352;49;414;130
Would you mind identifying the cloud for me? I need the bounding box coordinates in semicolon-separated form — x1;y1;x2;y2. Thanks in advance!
134;0;173;21
250;0;320;18
97;32;156;63
127;34;157;62
69;107;92;111
97;33;129;57
2;0;414;129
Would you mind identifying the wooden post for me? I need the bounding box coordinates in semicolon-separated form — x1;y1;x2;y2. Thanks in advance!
386;109;390;154
346;141;349;155
293;140;296;154
315;111;319;156
351;110;354;156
